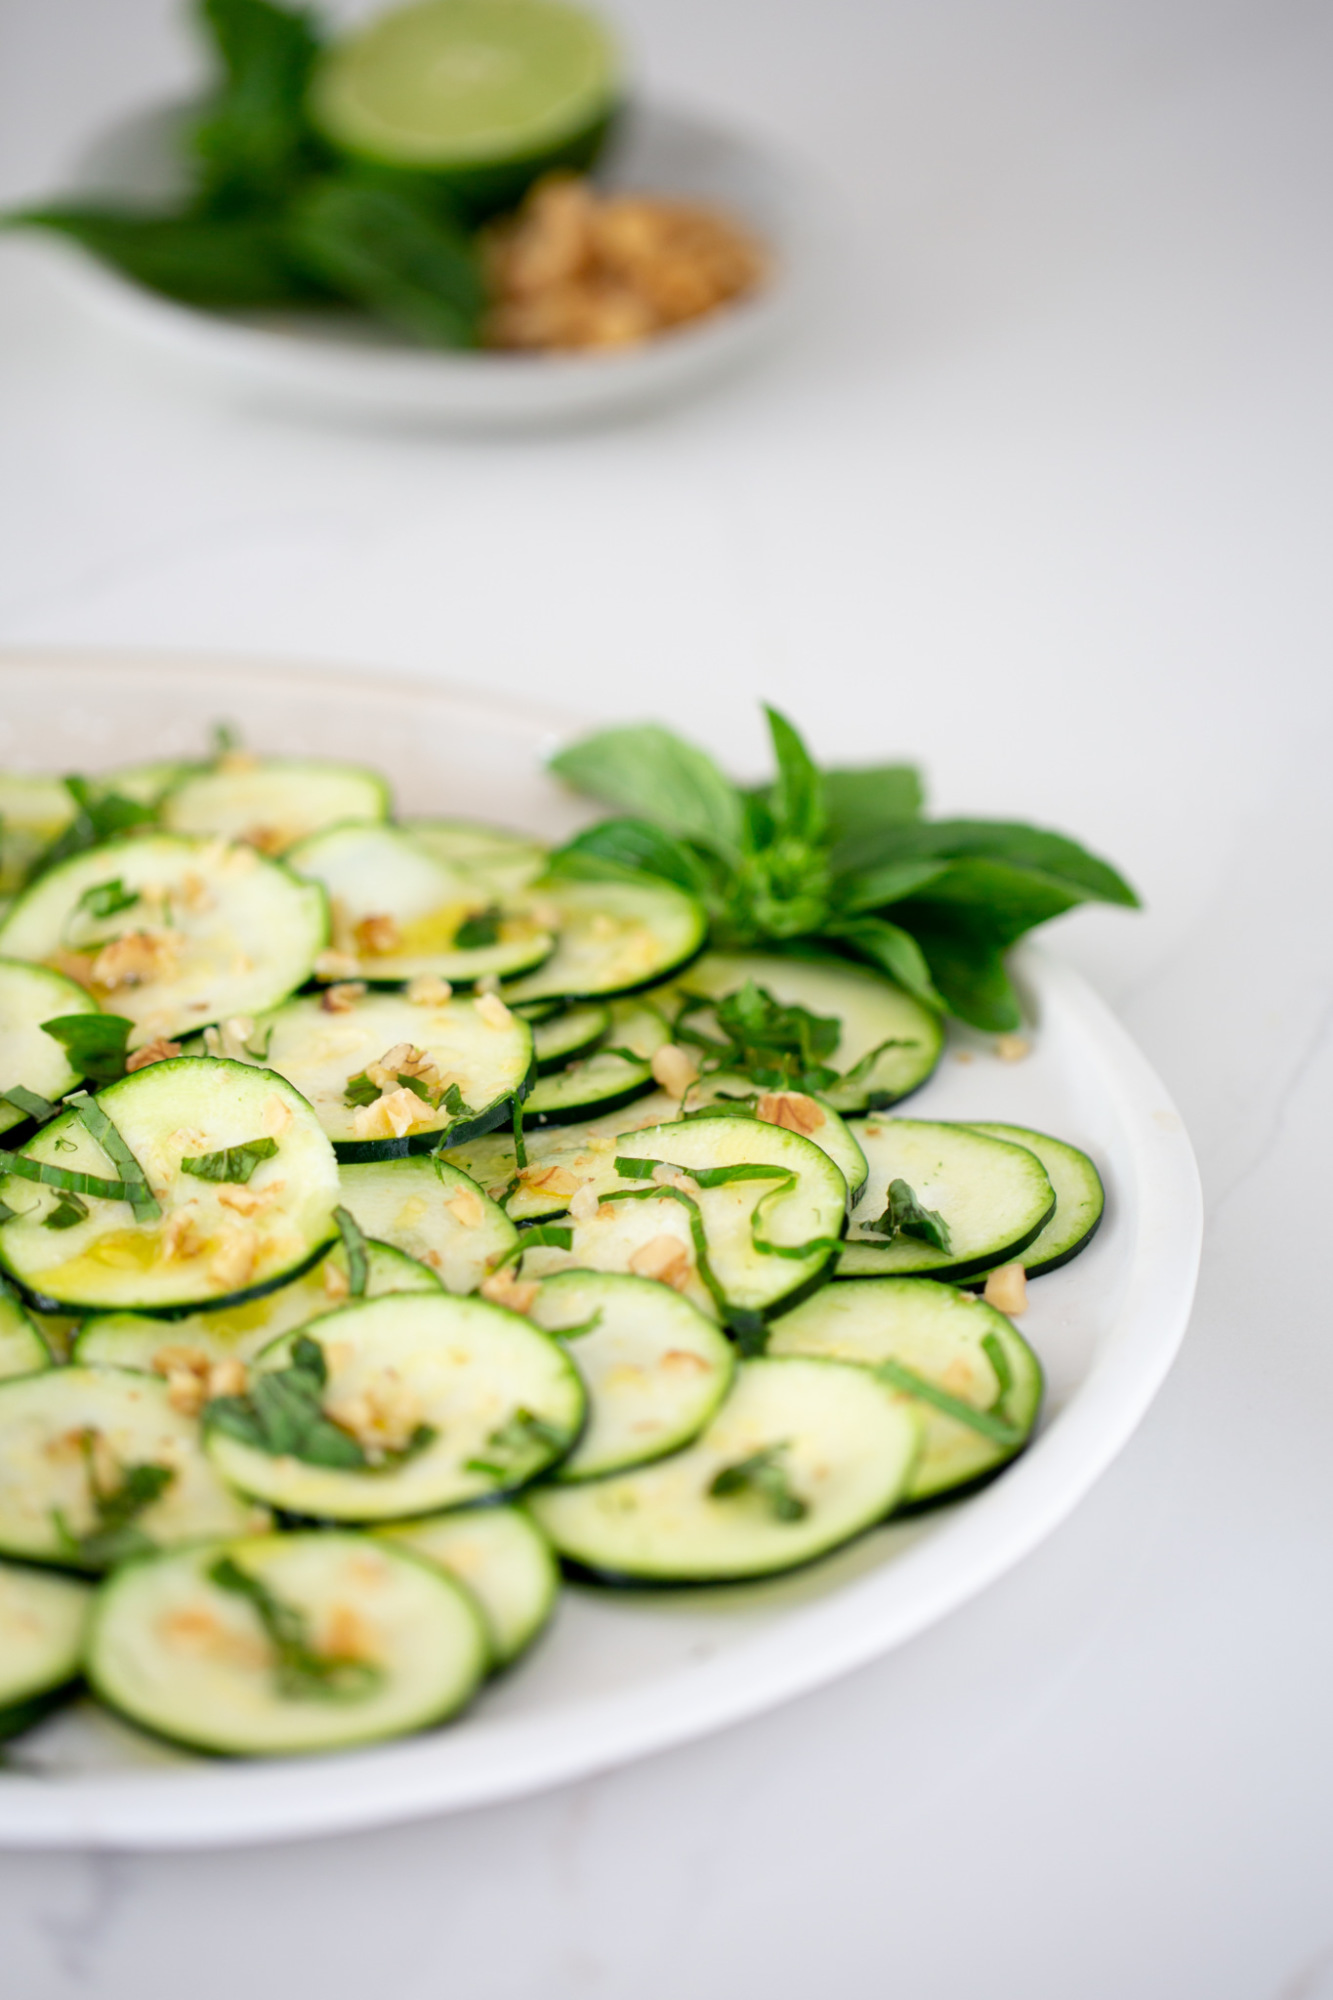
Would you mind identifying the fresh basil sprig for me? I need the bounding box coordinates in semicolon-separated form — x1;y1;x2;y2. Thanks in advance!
549;707;1138;1032
51;1432;175;1570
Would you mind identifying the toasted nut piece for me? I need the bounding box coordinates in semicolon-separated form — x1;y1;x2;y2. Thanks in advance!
92;930;181;991
218;1016;257;1061
207;1357;248;1399
151;1344;211;1379
651;1045;698;1097
126;1037;182;1073
756;1091;826;1136
407;975;453;1005
164;1368;207;1416
628;1234;694;1291
160;1209;204;1263
352;1086;429;1141
320;982;366;1013
568;1181;600;1222
445;1187;485;1228
261;1094;294;1139
995;1035;1031;1063
314;948;361;981
480;1267;539;1313
522;1163;579;1198
209;1230;258;1290
474;991;513;1030
323;1259;351;1301
983;1263;1028;1314
355;913;401;956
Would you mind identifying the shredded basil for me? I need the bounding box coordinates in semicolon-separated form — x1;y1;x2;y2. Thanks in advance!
333;1205;368;1297
205;1332;435;1472
41;1013;133;1086
869;1178;951;1254
874;1355;1023;1446
68;1093;159;1221
465;1406;567;1479
453;906;502;949
208;1555;381;1704
180;1136;278;1184
0;1085;59;1126
709;1443;808;1522
51;1432;175;1570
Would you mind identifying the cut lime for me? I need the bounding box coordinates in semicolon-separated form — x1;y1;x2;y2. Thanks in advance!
309;0;620;217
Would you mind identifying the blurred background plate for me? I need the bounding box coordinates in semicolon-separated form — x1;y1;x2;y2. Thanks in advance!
35;101;815;427
0;651;1202;1850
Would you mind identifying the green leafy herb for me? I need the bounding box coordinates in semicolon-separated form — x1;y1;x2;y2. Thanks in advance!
205;1333;435;1471
395;1073;432;1103
709;1443;808;1522
41;1013;133;1087
675;980;843;1093
981;1329;1014;1402
333;1205;368;1297
453;906;502;949
490;1224;573;1274
343;1071;380;1109
22;777;156;883
211;722;243;757
51;1432;175;1570
192;0;327;214
69;1093;160;1221
550;708;1139;1031
3;1153;145;1206
288;179;486;348
870;1178;951;1254
43;1191;88;1231
74;878;139;923
511;1094;528;1171
180;1135;277;1184
465;1407;567;1479
874;1357;1023;1447
1;1085;59;1126
207;1554;381;1704
548;1309;603;1340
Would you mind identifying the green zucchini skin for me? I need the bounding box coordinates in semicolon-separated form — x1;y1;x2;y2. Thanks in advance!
960;1123;1106;1278
524;995;668;1127
531;1001;612;1073
0;958;101;1137
376;1504;558;1669
160;760;391;853
838;1120;1056;1284
0;1560;92;1723
502;879;708;1005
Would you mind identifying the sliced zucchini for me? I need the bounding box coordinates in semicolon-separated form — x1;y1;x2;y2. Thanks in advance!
680;1072;869;1202
0;1289;51;1379
75;1237;441;1370
240;987;534;1160
402;819;548;899
516;1116;847;1335
0;834;327;1048
286;822;553;984
89;1531;488;1757
0;1056;340;1314
160;757;390;853
0;1365;264;1569
0;775;77;894
531;1000;611;1072
963;1123;1105;1278
532;1356;920;1583
524;995;669;1125
0;1560;92;1734
0;959;102;1136
337;1155;517;1291
503;877;706;1003
204;1291;586;1520
674;951;943;1110
103;759;201;809
838;1119;1055;1282
768;1278;1042;1503
377;1504;558;1667
529;1270;736;1481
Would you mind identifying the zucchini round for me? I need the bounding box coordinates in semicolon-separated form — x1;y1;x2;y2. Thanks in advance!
377;1504;557;1667
523;995;668;1125
0;774;77;894
402;819;548;899
839;1119;1055;1282
0;958;101;1136
0;1290;50;1380
532;1356;920;1583
503;877;706;1003
0;1559;91;1732
963;1123;1105;1278
531;1000;612;1073
337;1155;517;1290
160;758;390;853
89;1531;488;1757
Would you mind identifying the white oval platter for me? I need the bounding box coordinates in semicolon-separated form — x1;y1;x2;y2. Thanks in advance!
0;652;1202;1849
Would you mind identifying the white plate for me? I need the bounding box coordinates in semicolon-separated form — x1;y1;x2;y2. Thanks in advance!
0;651;1202;1850
36;100;813;427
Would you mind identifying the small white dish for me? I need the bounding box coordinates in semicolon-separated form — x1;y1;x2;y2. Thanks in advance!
0;652;1202;1849
33;101;814;427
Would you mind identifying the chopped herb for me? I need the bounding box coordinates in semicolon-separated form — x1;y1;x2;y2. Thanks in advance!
69;1093;159;1221
613;1155;839;1283
674;980;842;1094
73;878;139;923
333;1204;368;1296
207;1555;381;1704
41;1014;133;1086
874;1356;1023;1447
395;1072;432;1103
44;1191;88;1230
24;777;156;884
51;1431;175;1569
439;1082;472;1120
465;1406;567;1479
0;1085;59;1125
2;1153;145;1205
210;721;243;758
490;1224;573;1273
204;1332;434;1471
709;1443;808;1522
869;1178;951;1254
453;906;502;949
511;1093;527;1170
180;1136;277;1184
549;1309;603;1340
342;1071;380;1109
980;1329;1014;1404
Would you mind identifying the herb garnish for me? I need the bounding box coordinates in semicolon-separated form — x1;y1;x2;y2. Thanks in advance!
333;1204;368;1297
0;1085;59;1126
873;1357;1023;1447
180;1136;278;1184
68;1093;160;1222
709;1443;808;1522
51;1430;175;1569
41;1014;133;1086
549;707;1138;1032
204;1332;435;1471
207;1555;381;1703
43;1191;88;1231
454;906;502;949
465;1407;568;1479
23;778;156;885
73;878;139;923
869;1179;952;1255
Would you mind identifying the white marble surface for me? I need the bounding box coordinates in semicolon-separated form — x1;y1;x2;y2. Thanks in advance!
0;0;1330;1992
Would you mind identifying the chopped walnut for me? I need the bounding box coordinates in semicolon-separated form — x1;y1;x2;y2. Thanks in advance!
261;1094;293;1140
126;1037;182;1073
217;1016;257;1061
320;982;366;1014
756;1091;826;1137
995;1035;1031;1063
176;871;215;914
355;913;402;956
407;974;453;1005
521;1163;580;1199
324;1371;424;1458
480;1266;540;1313
474;991;513;1031
217;1181;285;1218
568;1181;600;1223
160;1604;269;1669
323;1259;351;1302
983;1262;1029;1314
662;1347;711;1373
322;1602;376;1663
91;929;182;991
650;1044;699;1097
208;1357;248;1398
242;826;287;855
209;1229;258;1291
48;949;96;989
444;1187;485;1229
160;1209;204;1263
314;948;361;981
628;1234;694;1291
352;1086;429;1141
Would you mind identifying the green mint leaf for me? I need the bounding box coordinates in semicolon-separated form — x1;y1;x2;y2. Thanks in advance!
43;1191;88;1231
41;1013;132;1086
453;906;501;949
898;920;1021;1032
709;1443;807;1521
288;179;485;348
681;980;841;1092
192;0;326;212
180;1136;277;1184
823;764;924;854
2;1153;145;1206
875;1355;1023;1445
207;1554;382;1704
396;1073;432;1103
549;821;716;900
74;878;139;923
5;205;324;308
465;1406;566;1478
1;1085;59;1125
822;917;943;1009
870;1178;952;1254
491;1223;573;1274
830;859;949;915
549;725;745;862
764;707;826;848
333;1205;368;1296
343;1071;380;1108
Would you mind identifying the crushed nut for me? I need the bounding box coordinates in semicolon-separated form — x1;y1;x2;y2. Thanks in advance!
218;1016;257;1061
628;1235;694;1291
176;871;215;914
323;1259;351;1301
995;1035;1031;1063
217;1181;285;1218
324;1372;424;1457
983;1263;1028;1314
352;1086;428;1141
662;1347;711;1373
444;1187;485;1229
126;1037;182;1073
406;974;453;1005
650;1045;699;1097
322;1602;375;1663
314;948;361;981
48;949;96;989
209;1229;258;1290
521;1163;580;1198
474;991;513;1031
241;826;286;855
261;1094;293;1140
160;1604;268;1669
320;982;366;1014
756;1091;826;1137
568;1181;601;1223
164;1367;208;1417
91;930;182;991
160;1209;204;1263
208;1357;248;1398
355;913;401;956
480;1266;540;1313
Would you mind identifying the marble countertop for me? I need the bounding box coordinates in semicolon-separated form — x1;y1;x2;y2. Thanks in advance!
1;1;1330;1994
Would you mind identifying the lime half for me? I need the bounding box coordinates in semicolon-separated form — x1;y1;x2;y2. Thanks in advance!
310;0;620;215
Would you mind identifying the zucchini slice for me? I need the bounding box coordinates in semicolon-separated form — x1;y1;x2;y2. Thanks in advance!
0;1560;92;1736
515;1116;847;1336
838;1119;1055;1282
680;1072;869;1202
673;951;943;1110
531;1000;612;1072
0;1056;340;1314
0;775;77;894
0;1290;51;1380
243;987;534;1160
402;819;548;899
0;959;101;1136
0;834;327;1048
377;1505;557;1668
524;995;668;1125
89;1531;488;1757
768;1278;1042;1503
529;1271;736;1481
160;758;390;853
0;1365;264;1569
286;822;553;985
104;759;201;809
963;1123;1105;1278
503;878;707;1003
532;1356;920;1583
337;1155;517;1291
74;1238;441;1370
204;1291;586;1520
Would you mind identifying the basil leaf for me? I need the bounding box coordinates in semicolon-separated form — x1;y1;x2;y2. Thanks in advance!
208;1554;382;1704
74;878;139;923
464;1407;567;1478
709;1443;807;1521
875;1356;1023;1446
453;905;502;948
900;920;1022;1032
831;859;949;915
824;764;924;853
343;1071;380;1108
193;0;326;213
41;1014;133;1086
869;1178;951;1254
333;1204;368;1297
4;204;325;308
288;179;485;348
981;1329;1014;1402
51;1434;175;1571
765;707;825;848
43;1192;88;1230
2;1154;142;1205
492;1223;573;1273
549;725;745;862
181;1136;277;1184
550;820;716;899
70;1094;159;1221
823;917;943;1009
1;1085;59;1126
